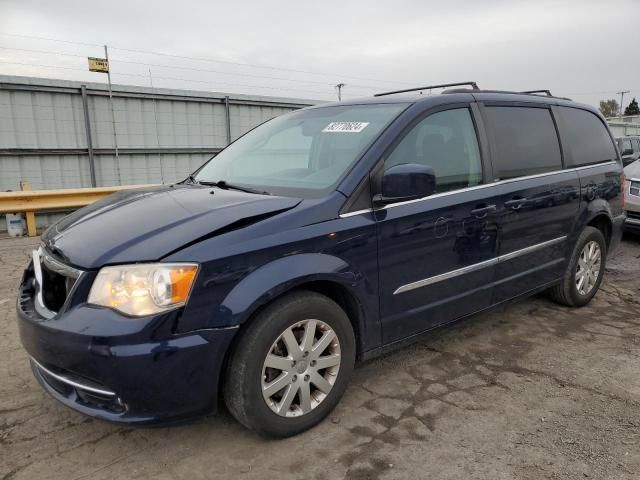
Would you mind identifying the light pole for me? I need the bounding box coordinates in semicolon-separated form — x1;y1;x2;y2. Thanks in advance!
104;44;121;184
617;90;630;118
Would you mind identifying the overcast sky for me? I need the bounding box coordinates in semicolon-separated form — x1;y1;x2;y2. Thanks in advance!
1;0;638;107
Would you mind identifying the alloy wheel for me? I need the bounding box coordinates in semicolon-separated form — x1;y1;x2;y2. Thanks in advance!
575;240;601;296
261;319;341;417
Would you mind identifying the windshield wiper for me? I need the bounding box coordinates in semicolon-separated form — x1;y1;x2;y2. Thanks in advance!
182;174;199;185
199;180;271;195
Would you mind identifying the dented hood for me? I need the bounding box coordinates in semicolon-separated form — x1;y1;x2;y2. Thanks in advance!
42;185;300;269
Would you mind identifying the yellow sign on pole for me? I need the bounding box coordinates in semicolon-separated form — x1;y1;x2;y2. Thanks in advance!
88;57;109;73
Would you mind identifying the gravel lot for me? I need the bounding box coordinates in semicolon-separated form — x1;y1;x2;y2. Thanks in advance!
1;234;639;480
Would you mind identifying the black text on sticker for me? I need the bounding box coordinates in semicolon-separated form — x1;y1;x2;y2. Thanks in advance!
322;122;370;133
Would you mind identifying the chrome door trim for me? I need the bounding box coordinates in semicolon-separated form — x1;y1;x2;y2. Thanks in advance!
570;161;617;172
339;161;616;218
393;257;498;295
497;236;567;262
339;208;373;218
393;235;567;295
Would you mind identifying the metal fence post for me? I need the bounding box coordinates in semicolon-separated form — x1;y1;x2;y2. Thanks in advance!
80;85;97;187
224;96;232;145
19;181;37;237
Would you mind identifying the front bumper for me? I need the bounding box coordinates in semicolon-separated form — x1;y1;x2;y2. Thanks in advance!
17;273;238;424
625;217;640;232
624;208;640;233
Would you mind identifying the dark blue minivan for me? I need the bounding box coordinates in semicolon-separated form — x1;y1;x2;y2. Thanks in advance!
17;83;625;437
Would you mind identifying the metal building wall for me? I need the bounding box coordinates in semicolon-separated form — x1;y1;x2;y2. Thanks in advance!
0;75;317;230
607;117;640;137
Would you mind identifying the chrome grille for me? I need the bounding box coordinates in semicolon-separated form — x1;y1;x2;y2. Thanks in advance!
32;247;83;318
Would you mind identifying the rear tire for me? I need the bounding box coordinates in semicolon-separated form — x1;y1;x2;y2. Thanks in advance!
223;290;356;438
549;226;606;307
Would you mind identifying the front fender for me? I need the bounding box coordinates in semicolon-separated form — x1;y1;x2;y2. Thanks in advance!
220;253;363;325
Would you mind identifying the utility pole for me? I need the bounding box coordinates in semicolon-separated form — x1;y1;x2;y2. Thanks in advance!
148;68;165;184
617;90;630;119
104;44;121;184
335;83;345;101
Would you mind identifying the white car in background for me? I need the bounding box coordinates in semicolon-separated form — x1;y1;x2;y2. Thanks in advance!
624;160;640;233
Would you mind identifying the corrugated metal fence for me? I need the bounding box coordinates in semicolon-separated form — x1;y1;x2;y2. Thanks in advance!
0;75;316;230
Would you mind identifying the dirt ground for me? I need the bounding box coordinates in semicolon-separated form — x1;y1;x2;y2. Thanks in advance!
1;234;639;480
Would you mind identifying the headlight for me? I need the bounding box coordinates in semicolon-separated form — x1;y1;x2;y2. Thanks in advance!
88;263;198;316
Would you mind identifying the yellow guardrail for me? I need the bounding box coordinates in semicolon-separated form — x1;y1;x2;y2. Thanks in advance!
0;183;157;237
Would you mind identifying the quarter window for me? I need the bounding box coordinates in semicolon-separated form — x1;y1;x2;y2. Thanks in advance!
556;107;618;167
385;108;482;192
485;107;562;180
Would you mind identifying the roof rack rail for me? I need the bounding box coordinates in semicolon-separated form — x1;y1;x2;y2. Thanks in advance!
521;89;553;96
374;81;479;97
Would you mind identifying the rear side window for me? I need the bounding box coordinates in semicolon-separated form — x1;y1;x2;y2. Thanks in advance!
556;107;617;167
485;107;562;180
634;139;640;152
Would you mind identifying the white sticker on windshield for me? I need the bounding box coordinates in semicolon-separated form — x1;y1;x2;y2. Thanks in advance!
322;121;370;133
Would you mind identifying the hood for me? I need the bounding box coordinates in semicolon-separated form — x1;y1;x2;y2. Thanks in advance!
42;185;301;269
624;160;640;180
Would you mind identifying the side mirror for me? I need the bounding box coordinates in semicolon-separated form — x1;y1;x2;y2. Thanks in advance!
374;163;436;205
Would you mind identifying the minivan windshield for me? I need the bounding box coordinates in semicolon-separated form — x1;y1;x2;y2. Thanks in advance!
194;103;407;197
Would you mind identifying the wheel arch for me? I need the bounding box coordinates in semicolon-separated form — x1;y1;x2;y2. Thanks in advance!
219;253;373;360
217;260;371;412
575;198;614;250
586;213;613;249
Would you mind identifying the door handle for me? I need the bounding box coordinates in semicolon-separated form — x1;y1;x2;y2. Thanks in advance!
470;204;496;218
504;197;527;210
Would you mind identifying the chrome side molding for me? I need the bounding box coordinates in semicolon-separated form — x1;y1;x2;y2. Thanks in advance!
339;161;617;218
497;236;567;263
394;257;498;295
394;236;567;295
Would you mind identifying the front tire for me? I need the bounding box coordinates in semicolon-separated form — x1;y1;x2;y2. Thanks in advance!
223;290;356;437
549;226;607;307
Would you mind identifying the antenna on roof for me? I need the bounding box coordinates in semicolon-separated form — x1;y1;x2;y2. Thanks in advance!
374;81;479;97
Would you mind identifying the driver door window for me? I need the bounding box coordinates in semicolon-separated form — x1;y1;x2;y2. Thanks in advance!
375;106;498;344
385;108;483;193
